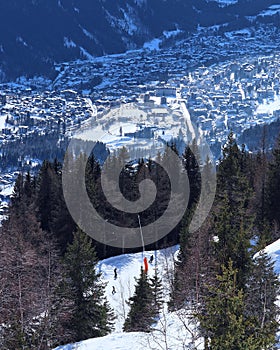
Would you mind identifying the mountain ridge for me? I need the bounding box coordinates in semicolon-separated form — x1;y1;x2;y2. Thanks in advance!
0;0;279;80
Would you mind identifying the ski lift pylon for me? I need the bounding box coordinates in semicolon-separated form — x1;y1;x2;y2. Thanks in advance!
144;256;148;273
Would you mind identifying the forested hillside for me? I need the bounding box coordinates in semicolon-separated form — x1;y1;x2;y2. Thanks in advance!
0;132;280;348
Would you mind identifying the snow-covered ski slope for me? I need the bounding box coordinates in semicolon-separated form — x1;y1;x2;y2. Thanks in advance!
54;239;280;350
53;245;204;349
97;246;178;333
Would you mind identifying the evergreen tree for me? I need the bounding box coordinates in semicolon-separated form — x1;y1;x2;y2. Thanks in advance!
10;172;24;208
213;193;252;288
123;267;155;332
245;251;280;349
198;260;257;350
169;153;215;311
266;136;280;233
58;228;114;343
36;160;57;233
169;207;194;310
213;132;254;289
182;142;201;209
37;160;75;253
150;265;164;316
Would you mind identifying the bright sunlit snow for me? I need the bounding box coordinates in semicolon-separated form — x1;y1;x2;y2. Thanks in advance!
256;95;280;115
53;245;203;350
54;236;280;350
255;238;280;275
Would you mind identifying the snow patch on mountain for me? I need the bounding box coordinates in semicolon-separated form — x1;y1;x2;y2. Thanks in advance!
143;38;161;51
259;4;280;17
16;36;28;47
245;15;257;23
64;37;76;49
163;29;183;39
121;11;138;36
206;0;238;6
80;27;94;40
80;47;94;60
106;7;139;36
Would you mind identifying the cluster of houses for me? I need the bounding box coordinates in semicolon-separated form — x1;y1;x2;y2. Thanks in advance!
0;22;280;202
0;89;97;141
177;53;280;150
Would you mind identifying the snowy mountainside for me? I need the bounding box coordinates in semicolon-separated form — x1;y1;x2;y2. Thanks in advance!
54;239;280;350
0;0;279;80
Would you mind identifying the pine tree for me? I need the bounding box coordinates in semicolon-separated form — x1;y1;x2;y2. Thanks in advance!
123;267;155;332
58;228;114;343
10;172;24;208
266;136;280;232
182;142;201;209
245;251;280;349
36;160;75;253
169;153;216;311
36;160;57;233
150;265;164;316
169;207;194;310
213;132;254;289
197;260;258;350
213;193;252;288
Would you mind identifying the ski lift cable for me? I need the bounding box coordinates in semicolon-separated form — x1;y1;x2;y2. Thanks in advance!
138;214;145;257
138;214;149;273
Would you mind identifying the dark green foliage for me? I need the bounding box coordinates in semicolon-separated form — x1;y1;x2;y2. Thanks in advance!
150;265;164;315
198;261;258;350
123;267;157;333
193;133;280;349
212;193;252;288
58;228;114;343
198;255;279;350
36;159;76;253
169;207;195;310
218;132;252;210
266;137;280;231
213;132;253;288
176;205;196;266
182;142;201;208
37;160;59;233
